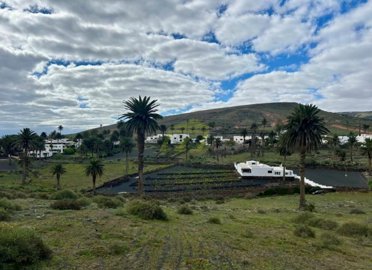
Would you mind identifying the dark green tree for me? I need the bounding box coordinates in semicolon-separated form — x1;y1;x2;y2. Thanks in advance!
85;159;104;194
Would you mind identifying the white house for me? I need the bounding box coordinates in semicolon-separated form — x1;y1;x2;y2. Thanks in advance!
30;139;77;158
233;135;252;144
145;134;162;144
357;134;372;143
170;134;190;144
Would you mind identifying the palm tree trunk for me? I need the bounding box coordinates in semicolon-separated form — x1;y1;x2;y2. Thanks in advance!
282;154;286;183
299;149;306;210
137;131;145;195
368;156;371;176
350;145;353;162
92;175;96;195
125;152;129;176
56;175;61;190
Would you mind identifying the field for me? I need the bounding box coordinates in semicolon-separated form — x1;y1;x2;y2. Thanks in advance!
2;192;371;269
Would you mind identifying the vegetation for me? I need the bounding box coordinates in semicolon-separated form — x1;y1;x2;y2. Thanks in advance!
120;96;162;194
285;104;329;209
50;189;79;200
51;164;66;190
126;200;167;220
85;159;104;194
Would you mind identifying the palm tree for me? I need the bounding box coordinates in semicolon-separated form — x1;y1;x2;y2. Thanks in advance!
119;96;162;194
180;127;185;134
51;164;66;190
250;123;258;157
0;135;16;165
362;124;369;134
285;104;329;209
183;137;192;161
17;128;37;184
262;118;267;128
240;128;248;143
120;137;135;176
58;125;63;135
329;134;340;166
201;126;207;135
348;133;357;162
215;138;223;162
361;138;372;175
159;125;167;139
278;133;292;183
85;159;104;194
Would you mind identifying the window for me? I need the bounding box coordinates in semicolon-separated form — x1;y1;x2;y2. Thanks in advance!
275;172;280;175
242;169;251;173
268;170;272;174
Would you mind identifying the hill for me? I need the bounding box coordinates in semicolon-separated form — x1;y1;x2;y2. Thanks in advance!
340;111;372;120
86;102;372;136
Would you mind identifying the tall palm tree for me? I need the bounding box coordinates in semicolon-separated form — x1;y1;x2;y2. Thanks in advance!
17;128;37;184
250;123;258;157
85;159;104;194
58;125;63;135
159;125;167;139
329;134;340;166
262;118;267;128
119;96;162;194
120;137;135;176
285;104;329;209
361;138;372;176
240;128;248;143
278;133;292;183
183;137;192;161
215;138;223;162
0;135;16;165
362;124;369;134
348;133;357;162
51;164;66;190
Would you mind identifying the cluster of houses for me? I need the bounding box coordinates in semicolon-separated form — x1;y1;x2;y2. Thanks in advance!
146;133;372;145
30;139;82;158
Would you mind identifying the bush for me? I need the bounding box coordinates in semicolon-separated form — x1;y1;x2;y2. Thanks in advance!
294;225;315;238
109;240;129;255
127;200;168;220
50;200;82;210
0;224;52;265
349;208;366;215
319;232;341;248
63;147;76;155
293;212;315;224
177;206;193;215
0;208;11;221
93;196;123;209
337;222;371;237
51;190;79;200
207;217;221;224
0;190;27;199
303;203;315;212
0;198;21;211
307;218;338;230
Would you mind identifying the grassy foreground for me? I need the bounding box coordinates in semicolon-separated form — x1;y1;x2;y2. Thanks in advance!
3;192;372;269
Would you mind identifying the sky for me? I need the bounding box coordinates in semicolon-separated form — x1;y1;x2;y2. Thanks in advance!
1;0;372;135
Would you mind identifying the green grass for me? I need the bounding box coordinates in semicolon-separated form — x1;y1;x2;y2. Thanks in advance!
0;192;370;269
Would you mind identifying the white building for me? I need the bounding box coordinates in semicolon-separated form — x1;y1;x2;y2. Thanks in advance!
233;135;252;144
170;134;190;144
30;139;77;158
357;134;372;143
145;134;162;144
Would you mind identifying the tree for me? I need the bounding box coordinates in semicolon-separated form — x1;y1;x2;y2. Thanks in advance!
40;132;47;139
180;127;185;134
361;138;372;175
58;125;63;135
278;133;292;183
34;136;45;160
240;128;248;143
51;164;66;190
285;104;329;209
119;96;162;194
250;123;258;157
201;126;207;135
120;137;135;176
262;118;267;128
85;159;104;194
0;135;17;165
110;130;120;143
17;128;37;184
348;132;357;162
362;124;369;134
183;137;192;161
214;138;222;162
159;125;167;139
329;134;340;166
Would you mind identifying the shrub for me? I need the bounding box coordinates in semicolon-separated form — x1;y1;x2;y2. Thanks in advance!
337;222;371;237
349;208;366;215
0;208;11;221
109;240;129;255
0;198;21;211
0;190;27;199
76;197;91;207
207;217;221;224
215;197;225;204
178;206;193;215
63;147;76;155
31;192;50;200
51;190;79;200
319;232;341;248
303;203;315;212
307;218;338;230
293;212;315;224
0;224;52;265
50;200;82;210
127;200;168;220
294;225;315;238
93;196;123;209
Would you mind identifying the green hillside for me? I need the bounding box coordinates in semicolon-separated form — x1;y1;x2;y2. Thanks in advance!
86;102;372;136
340;111;372;120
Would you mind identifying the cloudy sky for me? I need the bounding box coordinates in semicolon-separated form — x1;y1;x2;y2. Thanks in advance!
1;0;371;135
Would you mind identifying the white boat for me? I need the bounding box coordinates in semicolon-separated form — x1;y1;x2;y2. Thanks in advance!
234;160;333;189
